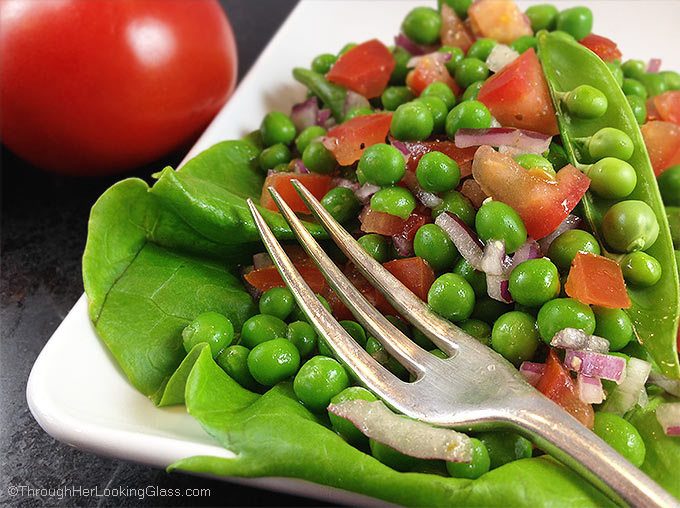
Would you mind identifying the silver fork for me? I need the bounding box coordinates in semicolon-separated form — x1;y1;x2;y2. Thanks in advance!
246;181;677;508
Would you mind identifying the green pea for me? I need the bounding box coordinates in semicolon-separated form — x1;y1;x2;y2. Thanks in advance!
271;162;290;174
340;320;367;347
621;251;663;287
621;78;647;100
259;143;292;171
289;293;331;323
432;190;476;226
585;157;638;199
321;187;361;224
546;141;568;170
508;259;560;307
658;165;680;206
452;257;487;297
216;345;260;391
621;60;646;81
537;298;595;345
381;86;416;111
660;70;680;91
563;85;608;119
472;297;513;324
606;62;624;87
328;386;377;444
412;327;435;350
437;46;465;76
428;273;475;322
602;200;659;253
455;58;489;89
556;6;593;41
593;307;633;351
475;431;532;469
491;311;540;366
311;53;337;75
345;106;374;121
420;81;457;110
514;153;555;175
414;96;448;134
414;224;459;271
295;125;326;154
475;201;527;254
338;42;357;57
247;338;300;386
467;38;497;62
509;35;537;54
182;312;234;358
445;100;492;137
302;141;336;174
402;7;441;45
240;314;288;349
547;229;600;269
626;94;647;125
438;0;472;20
639;72;667;98
259;287;295;320
593;412;646;467
357;234;390;263
370;187;416;219
389;47;412;85
391;101;434;141
525;4;559;31
357;143;405;186
416;151;461;192
461;81;484;102
286;321;318;358
446;438;490;479
587;127;634;161
458;319;492;346
293;355;350;412
260;111;296;147
365;337;409;379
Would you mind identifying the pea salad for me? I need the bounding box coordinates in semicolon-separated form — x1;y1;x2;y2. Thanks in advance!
82;1;680;506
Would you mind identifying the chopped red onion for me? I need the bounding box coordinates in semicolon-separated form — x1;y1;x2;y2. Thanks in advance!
460;179;487;209
252;253;273;270
327;399;474;462
292;158;310;174
407;51;452;69
490;117;502;128
389;136;411;162
656;403;680;436
550;328;610;354
480;239;512;276
601;358;652;416
637;386;649;408
344;90;371;116
394;33;432;56
355;183;380;204
290;96;319;132
332;178;361;193
486;44;519;73
435;212;485;270
537;214;583;254
455;128;551;155
317;108;332;128
487;274;513;303
648;371;680;397
577;373;605;404
519;361;544;386
564;350;626;382
392;235;414;257
510;239;542;269
647;58;662;73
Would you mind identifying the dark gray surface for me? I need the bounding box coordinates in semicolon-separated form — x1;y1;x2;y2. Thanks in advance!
1;1;336;506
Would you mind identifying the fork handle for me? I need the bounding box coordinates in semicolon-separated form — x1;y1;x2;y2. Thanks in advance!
511;398;678;508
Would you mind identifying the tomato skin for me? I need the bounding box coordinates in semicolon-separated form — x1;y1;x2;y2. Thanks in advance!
244;264;326;295
406;55;461;96
327;39;395;99
578;34;622;63
478;49;559;136
468;0;533;45
640;120;680;176
439;4;474;54
649;91;680;125
260;173;332;214
0;0;237;175
536;350;594;428
324;113;393;166
565;252;631;309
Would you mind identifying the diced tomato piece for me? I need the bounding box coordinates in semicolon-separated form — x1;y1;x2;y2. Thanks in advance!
392;212;431;257
324;113;393;166
401;138;478;177
406;53;461;96
641;120;680;176
565;252;631;309
645;96;662;122
244;263;326;294
359;206;406;236
578;34;622;62
649;91;680;125
327;39;395;99
536;350;594;428
468;0;533;45
373;256;436;316
260;172;332;214
478;48;559;136
439;4;474;53
471;145;590;239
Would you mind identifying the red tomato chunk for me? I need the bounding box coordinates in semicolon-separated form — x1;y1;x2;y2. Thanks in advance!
641;120;680;176
327;39;395;99
260;173;332;214
324;113;393;166
565;252;631;309
578;34;622;63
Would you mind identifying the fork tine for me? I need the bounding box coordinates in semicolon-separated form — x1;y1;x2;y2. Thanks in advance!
264;186;431;377
246;199;407;406
291;179;485;357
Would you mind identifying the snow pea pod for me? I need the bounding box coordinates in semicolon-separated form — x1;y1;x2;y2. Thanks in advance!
537;32;680;379
292;68;347;123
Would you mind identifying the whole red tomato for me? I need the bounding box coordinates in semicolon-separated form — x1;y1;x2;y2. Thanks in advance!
0;0;237;175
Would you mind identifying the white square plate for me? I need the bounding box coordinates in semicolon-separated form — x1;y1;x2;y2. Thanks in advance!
27;0;680;504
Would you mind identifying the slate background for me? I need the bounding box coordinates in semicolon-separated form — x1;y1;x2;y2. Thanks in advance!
1;1;338;506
